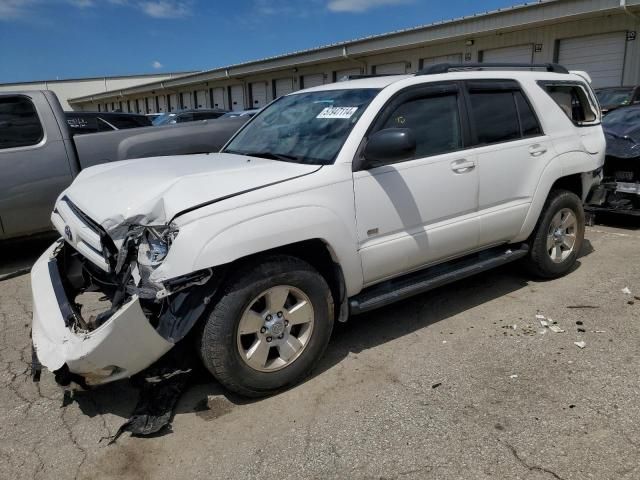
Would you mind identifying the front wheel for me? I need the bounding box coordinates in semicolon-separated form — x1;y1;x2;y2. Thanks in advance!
524;189;585;278
198;255;334;397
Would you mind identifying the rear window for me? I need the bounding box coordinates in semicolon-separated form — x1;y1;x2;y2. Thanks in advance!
541;83;599;125
468;87;542;145
0;96;44;149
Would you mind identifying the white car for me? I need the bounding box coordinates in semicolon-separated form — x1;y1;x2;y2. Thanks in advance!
31;63;605;397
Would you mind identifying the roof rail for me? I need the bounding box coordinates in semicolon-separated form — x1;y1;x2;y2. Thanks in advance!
340;74;408;81
415;63;569;76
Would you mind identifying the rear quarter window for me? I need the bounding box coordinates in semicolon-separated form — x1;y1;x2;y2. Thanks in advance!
540;82;599;125
0;96;44;149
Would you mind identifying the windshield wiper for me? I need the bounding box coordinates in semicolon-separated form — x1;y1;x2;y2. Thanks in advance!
226;150;299;162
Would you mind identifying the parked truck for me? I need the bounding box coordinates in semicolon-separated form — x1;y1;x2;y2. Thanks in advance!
0;90;247;240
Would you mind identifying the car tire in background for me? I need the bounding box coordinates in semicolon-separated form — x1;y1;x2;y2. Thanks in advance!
199;255;334;397
525;189;585;279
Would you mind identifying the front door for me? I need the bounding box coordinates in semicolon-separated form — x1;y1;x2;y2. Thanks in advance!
353;83;479;285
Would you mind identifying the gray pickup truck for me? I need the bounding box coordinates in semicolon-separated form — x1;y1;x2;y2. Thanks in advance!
0;90;247;240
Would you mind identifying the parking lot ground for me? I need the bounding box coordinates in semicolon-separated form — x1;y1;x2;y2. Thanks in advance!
1;223;640;480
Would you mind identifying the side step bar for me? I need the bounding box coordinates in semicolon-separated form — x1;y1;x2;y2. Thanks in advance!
349;244;529;315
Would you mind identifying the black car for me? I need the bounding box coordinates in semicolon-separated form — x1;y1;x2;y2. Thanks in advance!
66;111;152;135
587;104;640;215
595;86;640;114
153;109;228;126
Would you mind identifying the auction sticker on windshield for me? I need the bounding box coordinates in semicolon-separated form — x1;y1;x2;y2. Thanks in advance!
316;107;358;119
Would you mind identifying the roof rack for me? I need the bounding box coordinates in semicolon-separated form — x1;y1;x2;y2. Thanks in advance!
415;63;569;76
341;74;408;81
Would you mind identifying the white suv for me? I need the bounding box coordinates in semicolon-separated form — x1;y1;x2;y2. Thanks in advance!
31;63;605;396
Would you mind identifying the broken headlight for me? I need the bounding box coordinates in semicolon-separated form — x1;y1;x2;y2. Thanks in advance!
137;225;179;268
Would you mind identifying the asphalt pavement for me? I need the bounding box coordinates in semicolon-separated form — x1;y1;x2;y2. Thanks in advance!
1;222;639;480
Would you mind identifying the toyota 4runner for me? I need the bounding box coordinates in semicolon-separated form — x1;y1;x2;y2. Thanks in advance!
31;63;605;397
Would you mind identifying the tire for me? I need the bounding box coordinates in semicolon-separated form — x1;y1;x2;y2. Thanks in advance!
524;189;585;279
198;255;334;397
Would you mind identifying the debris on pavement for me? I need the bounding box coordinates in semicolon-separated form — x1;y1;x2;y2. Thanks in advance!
566;305;599;309
622;287;632;295
108;342;197;444
548;325;565;333
510;374;518;379
576;321;584;326
432;382;442;389
594;330;606;334
574;341;587;349
577;328;586;333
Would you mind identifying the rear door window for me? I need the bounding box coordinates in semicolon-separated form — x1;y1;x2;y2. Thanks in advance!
0;96;44;149
466;82;543;145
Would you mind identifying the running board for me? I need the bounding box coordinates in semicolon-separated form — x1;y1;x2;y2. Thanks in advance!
349;244;529;315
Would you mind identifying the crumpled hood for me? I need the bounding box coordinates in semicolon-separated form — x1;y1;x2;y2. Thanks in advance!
604;128;640;160
63;153;320;234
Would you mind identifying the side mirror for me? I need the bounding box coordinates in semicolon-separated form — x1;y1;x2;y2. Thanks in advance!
363;128;416;168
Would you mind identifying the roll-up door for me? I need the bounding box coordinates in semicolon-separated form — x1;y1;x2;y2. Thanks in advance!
168;94;178;112
250;82;268;108
557;32;626;88
420;53;463;69
230;85;245;111
211;87;225;109
195;90;207;109
302;73;324;89
275;78;294;97
481;44;533;63
373;62;407;75
334;68;362;82
180;92;193;110
157;95;166;113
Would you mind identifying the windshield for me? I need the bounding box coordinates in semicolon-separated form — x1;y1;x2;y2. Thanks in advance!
596;88;633;107
153;113;176;126
223;89;380;165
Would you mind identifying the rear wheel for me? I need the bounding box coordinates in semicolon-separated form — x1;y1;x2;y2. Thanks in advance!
199;255;334;397
525;189;585;278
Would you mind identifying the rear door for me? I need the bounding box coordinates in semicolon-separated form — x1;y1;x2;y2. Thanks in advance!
464;80;551;246
0;94;73;238
353;82;479;284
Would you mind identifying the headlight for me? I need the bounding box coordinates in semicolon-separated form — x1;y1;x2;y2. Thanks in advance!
137;225;178;268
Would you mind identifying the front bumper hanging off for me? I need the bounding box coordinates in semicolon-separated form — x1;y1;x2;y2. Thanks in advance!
31;241;173;386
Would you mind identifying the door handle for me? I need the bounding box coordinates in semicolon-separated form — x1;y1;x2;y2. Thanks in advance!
451;159;475;173
529;144;547;157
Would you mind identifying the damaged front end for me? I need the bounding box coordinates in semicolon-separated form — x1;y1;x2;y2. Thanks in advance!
587;133;640;216
32;202;218;388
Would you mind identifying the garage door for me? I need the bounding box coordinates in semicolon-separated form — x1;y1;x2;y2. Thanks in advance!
482;44;533;63
275;78;294;98
302;73;324;89
180;92;192;110
250;82;268;108
168;94;178;112
230;85;245;111
558;32;626;88
211;87;225;109
373;62;407;75
335;68;362;82
195;90;207;109
420;53;463;69
157;95;166;113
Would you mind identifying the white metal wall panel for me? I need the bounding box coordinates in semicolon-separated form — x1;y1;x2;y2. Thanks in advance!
420;53;463;68
212;87;225;109
335;68;362;81
373;62;407;75
302;74;324;89
558;32;627;88
275;78;294;97
230;85;245;111
482;44;533;63
250;82;268;108
195;90;207;109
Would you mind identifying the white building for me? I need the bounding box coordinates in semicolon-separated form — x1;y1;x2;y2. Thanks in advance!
40;0;640;113
0;72;196;110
